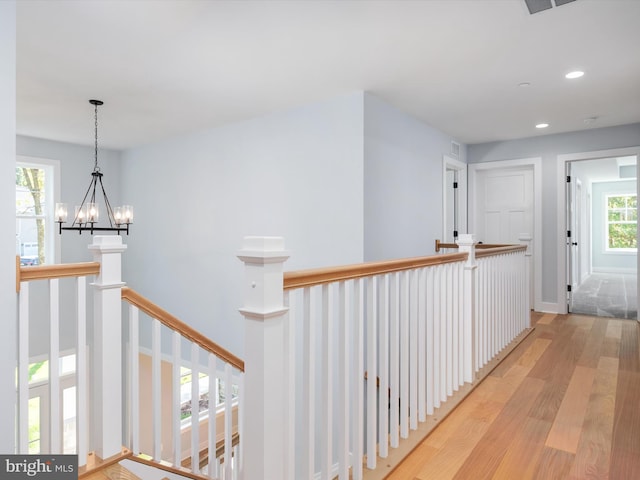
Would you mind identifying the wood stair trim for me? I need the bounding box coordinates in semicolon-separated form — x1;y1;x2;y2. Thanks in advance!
78;447;134;479
128;454;211;480
180;430;240;470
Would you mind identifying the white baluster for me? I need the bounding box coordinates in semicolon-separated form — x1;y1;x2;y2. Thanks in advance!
338;281;351;478
50;278;61;453
388;273;400;447
409;270;418;430
399;271;410;438
77;276;88;461
191;343;201;474
129;305;140;455
351;278;364;480
366;276;377;470
322;283;334;478
378;274;389;458
223;363;233;480
207;355;216;480
417;268;426;422
172;332;181;467
284;291;295;480
18;281;29;453
302;287;316;478
152;318;162;461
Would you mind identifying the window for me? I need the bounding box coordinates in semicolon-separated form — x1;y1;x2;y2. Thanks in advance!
606;194;637;251
16;158;59;265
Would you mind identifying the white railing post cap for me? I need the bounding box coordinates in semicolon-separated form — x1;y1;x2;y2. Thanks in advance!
88;235;127;252
456;234;477;246
237;236;290;263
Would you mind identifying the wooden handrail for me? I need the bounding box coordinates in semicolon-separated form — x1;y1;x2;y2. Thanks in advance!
16;255;100;292
121;287;245;372
476;244;527;258
434;239;459;252
284;252;468;290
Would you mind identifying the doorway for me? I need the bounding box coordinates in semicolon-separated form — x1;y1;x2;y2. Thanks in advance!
565;155;638;319
468;157;542;311
443;155;467;244
556;146;640;321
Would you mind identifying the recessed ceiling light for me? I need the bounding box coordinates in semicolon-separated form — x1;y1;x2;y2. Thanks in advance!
536;123;549;129
565;71;584;79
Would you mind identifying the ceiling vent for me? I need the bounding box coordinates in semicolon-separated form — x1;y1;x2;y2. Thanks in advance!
451;141;460;158
524;0;576;15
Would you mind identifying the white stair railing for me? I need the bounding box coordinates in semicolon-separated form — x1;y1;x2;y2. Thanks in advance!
15;251;101;465
16;236;244;480
122;287;244;480
238;234;529;480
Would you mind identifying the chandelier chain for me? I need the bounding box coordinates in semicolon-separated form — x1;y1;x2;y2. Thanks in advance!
94;101;99;172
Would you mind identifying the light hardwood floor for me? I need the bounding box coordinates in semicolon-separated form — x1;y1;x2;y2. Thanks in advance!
387;312;640;480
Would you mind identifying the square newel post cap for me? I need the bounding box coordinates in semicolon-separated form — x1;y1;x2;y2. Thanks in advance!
237;236;290;264
456;234;477;247
237;236;290;320
88;235;128;253
88;235;126;287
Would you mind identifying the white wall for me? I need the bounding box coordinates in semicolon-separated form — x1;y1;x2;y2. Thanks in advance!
0;0;16;454
468;123;640;307
363;93;467;260
120;92;365;357
592;180;637;272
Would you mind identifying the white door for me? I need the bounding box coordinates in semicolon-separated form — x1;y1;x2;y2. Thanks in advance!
474;167;534;244
472;165;535;309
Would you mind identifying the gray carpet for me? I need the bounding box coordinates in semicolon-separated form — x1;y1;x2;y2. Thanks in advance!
571;273;637;320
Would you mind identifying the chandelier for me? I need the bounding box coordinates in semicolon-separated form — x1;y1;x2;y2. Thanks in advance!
56;100;133;235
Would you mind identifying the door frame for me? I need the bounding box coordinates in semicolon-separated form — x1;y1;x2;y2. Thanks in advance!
557;146;640;318
443;155;467;242
469;157;542;311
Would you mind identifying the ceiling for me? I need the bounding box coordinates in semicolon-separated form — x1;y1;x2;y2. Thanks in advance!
16;0;640;151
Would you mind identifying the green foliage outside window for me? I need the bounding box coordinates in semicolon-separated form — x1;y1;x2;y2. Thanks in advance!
607;194;637;250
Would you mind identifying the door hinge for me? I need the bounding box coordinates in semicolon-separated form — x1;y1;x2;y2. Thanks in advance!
567;285;572;292
566;175;571;183
453;230;458;238
453;182;458;189
567;230;571;238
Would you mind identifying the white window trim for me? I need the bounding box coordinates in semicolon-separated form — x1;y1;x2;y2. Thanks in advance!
604;192;637;253
16;155;61;264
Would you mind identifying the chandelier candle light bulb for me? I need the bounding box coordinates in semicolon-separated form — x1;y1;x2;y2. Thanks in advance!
55;203;68;223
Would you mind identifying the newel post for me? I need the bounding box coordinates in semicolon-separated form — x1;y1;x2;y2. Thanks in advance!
457;234;477;383
237;236;290;480
88;235;127;459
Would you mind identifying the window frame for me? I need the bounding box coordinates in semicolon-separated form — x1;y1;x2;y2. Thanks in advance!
605;192;638;253
16;156;61;265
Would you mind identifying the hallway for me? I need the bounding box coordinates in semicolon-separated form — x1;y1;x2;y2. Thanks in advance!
571;273;637;320
387;312;640;480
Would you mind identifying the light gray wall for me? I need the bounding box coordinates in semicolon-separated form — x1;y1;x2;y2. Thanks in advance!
363;93;467;261
120;92;365;357
0;0;16;453
592;180;637;272
468;123;640;306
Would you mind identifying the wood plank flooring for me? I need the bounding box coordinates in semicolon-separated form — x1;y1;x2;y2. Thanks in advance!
387;313;640;480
